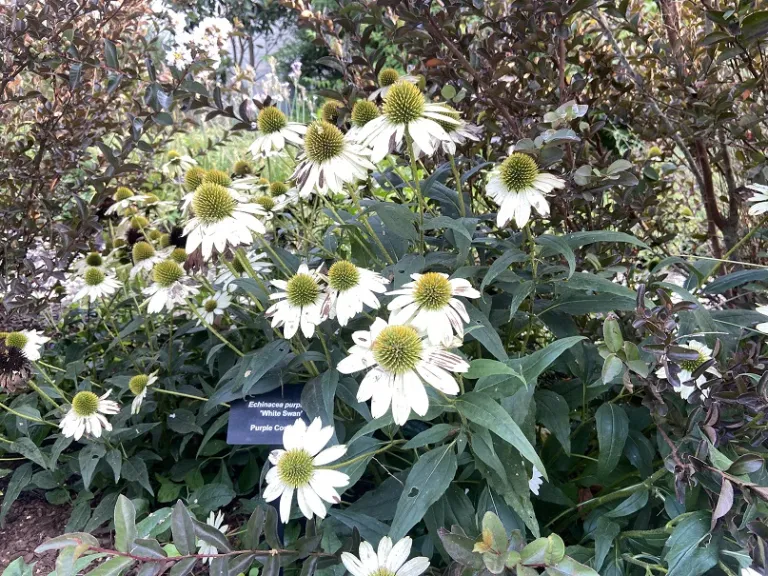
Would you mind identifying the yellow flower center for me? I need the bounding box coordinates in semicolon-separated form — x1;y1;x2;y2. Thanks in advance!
192;183;237;223
152;260;184;288
203;169;232;188
255;196;276;211
129;375;149;395
85;252;103;267
184;166;206;192
5;332;27;350
413;272;453;310
170;248;188;264
286;273;319;307
321;100;343;123
72;391;99;417
383;82;425;124
328;261;360;292
680;351;708;372
258;106;288;134
277;448;314;488
204;299;218;313
167;150;181;160
233;160;252;176
113;186;134;201
372;325;423;374
500;153;539;192
435;105;461;132
132;241;156;263
84;267;106;286
304;121;345;163
378;67;400;87
269;181;288;196
351;100;380;127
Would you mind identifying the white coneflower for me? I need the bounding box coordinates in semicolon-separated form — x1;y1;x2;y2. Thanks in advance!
105;187;151;215
4;330;49;362
368;67;419;101
347;100;380;142
427;105;481;155
183;182;267;260
655;340;719;400
342;537;430;576
197;292;231;324
264;417;349;523
215;251;273;291
129;372;157;414
323;261;389;327
130;241;168;279
143;260;199;314
59;390;120;441
197;510;229;563
357;81;459;163
162;150;197;178
72;267;122;302
72;251;106;274
529;465;544;495
266;263;326;339
249;106;306;158
747;183;768;216
386;272;480;346
485;153;566;228
291;121;375;198
337;317;469;424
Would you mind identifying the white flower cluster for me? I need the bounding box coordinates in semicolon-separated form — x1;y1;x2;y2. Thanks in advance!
151;2;233;70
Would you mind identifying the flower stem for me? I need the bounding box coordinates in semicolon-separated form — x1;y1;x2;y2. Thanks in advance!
27;378;60;410
325;439;405;468
154;387;226;407
346;186;395;265
404;131;426;253
700;213;768;285
187;299;244;357
449;155;467;217
0;401;57;427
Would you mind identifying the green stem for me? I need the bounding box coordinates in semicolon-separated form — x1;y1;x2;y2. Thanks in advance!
521;223;538;352
153;387;227;407
259;237;292;276
347;186;395;265
702;213;768;284
27;379;60;410
31;362;67;404
545;467;668;529
326;440;405;468
0;402;57;427
187;299;245;357
449;155;467;217
404;131;426;253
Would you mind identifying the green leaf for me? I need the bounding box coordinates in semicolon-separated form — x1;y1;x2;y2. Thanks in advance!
604;489;649;518
521;535;566;565
514;336;586;384
593;518;620;571
169;558;197;576
244;506;266;549
130;538;167;559
466;359;525;382
438;528;484;568
11;437;48;470
545;556;600;576
595;404;629;476
171;501;196;555
114;495;137;554
465;304;508;361
740;10;768;42
457;392;546;478
370;201;418;242
403;423;456;449
536;235;576;278
86;557;134;576
35;532;99;553
136;507;172;539
481;248;528;290
389;445;457;540
0;463;32;526
663;512;719;576
194;518;233;552
103;39;119;69
188;484;236;516
471;426;508;484
328;509;390;543
603;316;624;353
550;231;648;251
602;354;624;384
79;444;106;490
240;340;292;396
534;390;571;454
482;511;508;550
703;269;768;294
2;558;33;576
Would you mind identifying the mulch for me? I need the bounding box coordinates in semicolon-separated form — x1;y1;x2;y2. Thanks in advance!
0;494;71;574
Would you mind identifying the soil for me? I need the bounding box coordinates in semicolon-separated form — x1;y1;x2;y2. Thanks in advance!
0;494;71;575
